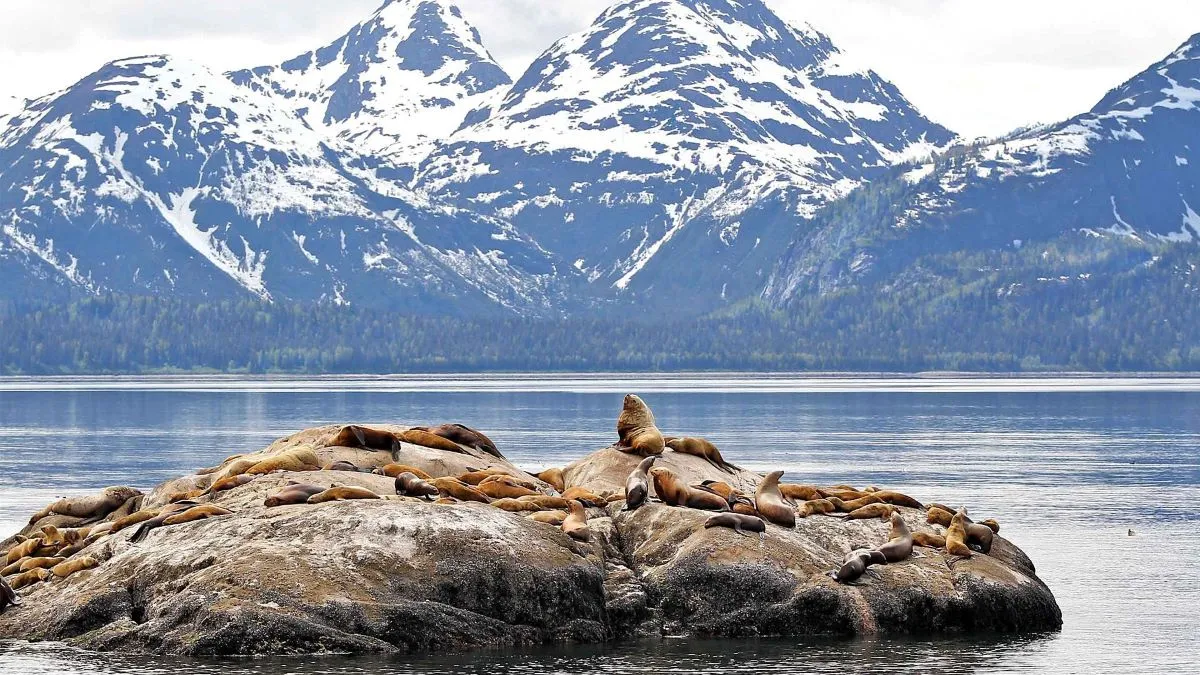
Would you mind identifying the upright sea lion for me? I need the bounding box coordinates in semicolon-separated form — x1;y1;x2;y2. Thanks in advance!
162;505;233;526
308;486;381;504
877;512;915;563
616;394;665;457
397;429;467;454
665;437;741;473
374;464;433;480
395;473;440;499
479;476;539;500
4;538;42;566
323;460;366;473
623;456;657;511
27;487;141;525
827;495;884;512
50;555;99;579
945;509;973;557
798;499;837;518
328;425;399;452
430;478;491;503
528;510;568;526
8;568;51;590
966;522;995;553
535;468;566;493
832;549;887;584
412;424;503;459
912;532;947;548
245;448;321;475
870;490;924;509
561;500;591;542
649;468;729;511
0;575;20;614
841;503;898;521
780;484;824;502
754;471;795;528
704;513;767;536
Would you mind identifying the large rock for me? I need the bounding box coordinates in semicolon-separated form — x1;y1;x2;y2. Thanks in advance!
0;427;1061;655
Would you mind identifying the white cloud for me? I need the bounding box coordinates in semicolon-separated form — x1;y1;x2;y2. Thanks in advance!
1;0;1198;138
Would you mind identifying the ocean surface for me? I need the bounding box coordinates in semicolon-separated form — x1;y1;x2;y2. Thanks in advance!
0;374;1198;674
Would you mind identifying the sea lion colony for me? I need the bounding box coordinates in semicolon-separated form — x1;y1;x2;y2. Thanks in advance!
0;399;1006;609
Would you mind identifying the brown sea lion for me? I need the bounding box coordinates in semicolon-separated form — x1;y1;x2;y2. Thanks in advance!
528;510;568;526
819;489;873;501
458;468;510;485
398;429;467;454
779;484;824;502
945;509;973;557
535;468;566;492
27;486;141;525
478;476;539;500
56;535;103;559
841;503;898;521
927;502;955;514
912;532;947;548
754;471;795;528
827;495;884;512
18;556;66;573
518;495;571;510
0;560;24;577
245;448;321;475
966;522;995;553
665;437;741;473
731;502;761;517
4;538;42;566
877;512;915;563
323;460;366;472
162;505;233;526
926;506;954;527
430;478;491;503
308;486;381;504
412;424;503;459
395;473;440;499
50;555;99;579
649;468;729;511
623;456;657;511
213;457;260;482
129;501;201;543
490;498;541;513
832;549;887;584
980;518;1001;534
480;474;540;491
616;394;665;457
110;509;160;533
798;498;837;518
870;490;924;509
562;487;607;507
8;568;51;590
704;512;767;536
0;575;20;613
207;473;257;495
328;425;400;452
374;464;434;480
561;500;591;542
195;454;244;475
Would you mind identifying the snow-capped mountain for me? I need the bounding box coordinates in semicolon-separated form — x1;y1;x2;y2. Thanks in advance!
417;0;953;310
230;0;511;176
764;33;1200;306
0;55;560;313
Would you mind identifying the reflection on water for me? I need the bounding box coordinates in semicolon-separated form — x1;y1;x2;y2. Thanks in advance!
1;376;1198;673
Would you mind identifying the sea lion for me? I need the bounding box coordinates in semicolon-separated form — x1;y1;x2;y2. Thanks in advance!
478;476;539;500
754;471;795;528
57;535;102;559
528;510;568;526
927;502;955;514
323;460;366;472
980;518;1001;534
212;457;260;482
797;498;835;518
623;456;657;511
518;495;571;510
0;560;24;577
88;522;114;537
412;424;503;459
649;468;729;511
4;538;42;566
926;506;954;527
245;448;321;475
27;486;141;524
430;477;491;503
827;495;884;513
162;505;233;526
50;555;99;579
665;437;741;473
458;468;511;485
394;473;440;499
490;498;541;513
18;556;66;573
207;473;257;495
328;425;399;452
704;513;767;536
731;502;761;517
374;464;433;480
36;525;79;548
780;484;824;502
877;512;915;563
870;490;924;509
128;501;201;543
0;576;20;614
912;532;947;548
616;394;665;457
397;429;467;454
8;568;51;590
535;468;565;492
945;509;973;557
561;500;591;542
832;549;887;584
308;486;381;504
481;474;540;490
966;522;995;553
841;503;898;521
110;509;160;533
195;454;244;475
562;487;607;508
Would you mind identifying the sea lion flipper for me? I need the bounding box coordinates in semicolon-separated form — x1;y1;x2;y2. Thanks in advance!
350;425;367;447
732;525;751;537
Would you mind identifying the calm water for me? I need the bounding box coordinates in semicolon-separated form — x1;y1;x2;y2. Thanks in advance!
1;375;1198;674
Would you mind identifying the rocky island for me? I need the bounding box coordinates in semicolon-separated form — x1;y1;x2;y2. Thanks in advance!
0;398;1061;655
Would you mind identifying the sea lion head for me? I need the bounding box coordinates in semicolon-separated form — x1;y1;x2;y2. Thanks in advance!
636;455;657;472
764;470;784;486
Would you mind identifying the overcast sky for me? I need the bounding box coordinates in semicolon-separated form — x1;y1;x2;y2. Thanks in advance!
2;0;1198;138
